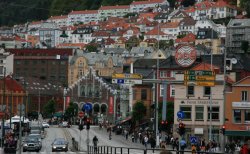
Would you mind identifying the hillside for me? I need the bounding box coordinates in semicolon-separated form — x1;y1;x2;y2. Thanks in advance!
0;0;135;26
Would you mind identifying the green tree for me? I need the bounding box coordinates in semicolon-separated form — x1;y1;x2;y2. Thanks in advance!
64;102;78;121
246;1;250;18
86;44;98;52
43;99;56;118
241;41;249;53
132;101;146;123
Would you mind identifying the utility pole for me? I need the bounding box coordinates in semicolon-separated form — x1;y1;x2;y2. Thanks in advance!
1;67;6;148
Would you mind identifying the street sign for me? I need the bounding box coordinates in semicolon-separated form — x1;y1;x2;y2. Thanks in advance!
112;79;142;84
177;111;185;119
196;81;215;86
190;136;197;144
112;73;143;79
79;111;84;118
83;103;92;112
184;70;215;86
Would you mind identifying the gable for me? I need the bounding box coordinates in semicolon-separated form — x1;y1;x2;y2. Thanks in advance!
233;77;250;86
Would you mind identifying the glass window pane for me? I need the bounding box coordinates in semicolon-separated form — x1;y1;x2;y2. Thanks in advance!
180;106;191;120
245;110;250;122
196;106;204;120
188;86;194;95
233;110;241;123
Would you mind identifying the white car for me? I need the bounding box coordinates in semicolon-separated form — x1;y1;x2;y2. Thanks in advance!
42;122;49;128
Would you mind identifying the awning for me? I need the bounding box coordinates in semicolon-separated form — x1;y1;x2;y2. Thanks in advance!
225;130;250;136
119;116;132;124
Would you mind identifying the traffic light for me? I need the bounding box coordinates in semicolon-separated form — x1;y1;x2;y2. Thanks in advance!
220;125;226;135
86;118;90;130
178;122;185;136
161;120;168;131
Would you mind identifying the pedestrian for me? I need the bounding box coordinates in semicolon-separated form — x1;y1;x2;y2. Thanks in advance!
131;133;135;142
240;143;249;154
92;136;98;153
150;136;156;152
144;136;149;148
180;138;186;154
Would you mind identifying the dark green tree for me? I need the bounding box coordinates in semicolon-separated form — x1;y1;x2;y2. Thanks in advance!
245;1;250;18
132;101;146;123
43;99;56;118
64;102;78;121
241;41;249;53
86;44;98;52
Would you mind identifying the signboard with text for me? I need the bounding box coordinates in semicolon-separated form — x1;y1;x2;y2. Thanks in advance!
112;73;143;79
184;70;215;86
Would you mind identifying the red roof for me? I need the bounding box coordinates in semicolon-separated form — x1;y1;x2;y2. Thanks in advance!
191;62;219;71
131;0;165;5
7;49;73;56
57;43;86;49
145;27;166;35
105;38;115;45
48;15;68;20
0;76;24;92
175;33;196;43
213;0;236;9
99;5;129;10
92;31;110;37
69;10;98;15
195;0;214;10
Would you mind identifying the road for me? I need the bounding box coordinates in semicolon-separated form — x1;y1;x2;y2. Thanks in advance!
20;123;163;154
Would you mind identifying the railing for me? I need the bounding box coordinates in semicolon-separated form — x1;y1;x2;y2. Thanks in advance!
88;145;225;154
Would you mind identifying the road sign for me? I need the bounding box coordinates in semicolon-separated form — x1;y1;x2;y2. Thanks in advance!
83;103;92;112
185;70;215;76
79;111;84;117
196;81;215;86
112;73;142;79
190;136;197;144
112;79;142;84
177;111;185;119
112;79;125;84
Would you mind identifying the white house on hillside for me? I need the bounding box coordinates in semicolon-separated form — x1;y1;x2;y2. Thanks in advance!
68;10;98;25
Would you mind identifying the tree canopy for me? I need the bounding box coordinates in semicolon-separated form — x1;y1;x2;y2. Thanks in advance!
43;99;56;118
132;101;146;123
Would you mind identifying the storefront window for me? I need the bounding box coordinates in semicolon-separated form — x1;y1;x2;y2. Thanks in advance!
208;107;219;120
180;106;192;120
196;106;204;120
233;110;241;123
245;110;250;123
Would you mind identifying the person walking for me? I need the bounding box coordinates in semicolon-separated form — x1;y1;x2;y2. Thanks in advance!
144;135;149;148
93;136;98;154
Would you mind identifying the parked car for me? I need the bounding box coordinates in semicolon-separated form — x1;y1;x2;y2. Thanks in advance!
28;134;42;142
42;122;50;128
58;122;70;128
23;137;41;152
51;138;68;152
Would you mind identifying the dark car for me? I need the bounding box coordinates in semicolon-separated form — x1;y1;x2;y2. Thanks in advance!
23;137;41;152
51;138;68;152
112;125;123;135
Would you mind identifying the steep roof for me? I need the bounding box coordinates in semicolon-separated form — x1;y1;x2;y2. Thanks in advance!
48;15;68;20
145;27;166;35
0;76;24;92
161;22;180;28
131;0;165;5
175;33;196;43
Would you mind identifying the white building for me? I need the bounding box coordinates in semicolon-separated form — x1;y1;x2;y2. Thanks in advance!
160;22;180;39
39;22;61;48
98;5;130;21
184;0;237;21
47;15;68;28
195;19;226;38
68;10;98;25
174;67;224;143
130;0;167;13
0;48;13;77
72;27;93;44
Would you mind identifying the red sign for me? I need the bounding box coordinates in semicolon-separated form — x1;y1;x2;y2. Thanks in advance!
78;111;84;117
66;96;70;108
109;96;114;114
175;45;196;67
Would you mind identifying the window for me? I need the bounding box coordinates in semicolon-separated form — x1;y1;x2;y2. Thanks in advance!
187;86;194;96
170;71;176;78
160;71;167;78
170;85;175;97
196;106;204;120
141;89;147;100
208;107;219;120
241;91;248;101
160;84;167;97
233;110;241;123
180;106;192;120
245;110;250;123
204;87;211;96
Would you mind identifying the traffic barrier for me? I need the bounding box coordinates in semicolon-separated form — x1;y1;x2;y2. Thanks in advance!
88;145;225;154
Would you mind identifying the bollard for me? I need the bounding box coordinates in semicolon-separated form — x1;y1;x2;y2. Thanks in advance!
128;148;130;154
144;149;147;154
121;147;123;154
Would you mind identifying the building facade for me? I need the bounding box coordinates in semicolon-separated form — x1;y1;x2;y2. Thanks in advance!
225;76;250;141
226;19;250;53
